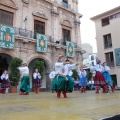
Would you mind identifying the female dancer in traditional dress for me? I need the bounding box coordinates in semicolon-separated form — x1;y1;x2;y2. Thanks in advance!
90;60;107;93
52;56;77;98
18;62;30;95
33;69;41;94
0;70;10;94
78;67;87;93
102;62;114;93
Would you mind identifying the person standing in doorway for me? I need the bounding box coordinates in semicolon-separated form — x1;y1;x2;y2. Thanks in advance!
18;62;30;95
0;70;10;94
33;68;41;94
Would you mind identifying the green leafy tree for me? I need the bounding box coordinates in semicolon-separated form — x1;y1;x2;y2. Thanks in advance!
72;69;79;80
9;57;23;86
87;71;93;81
33;60;45;81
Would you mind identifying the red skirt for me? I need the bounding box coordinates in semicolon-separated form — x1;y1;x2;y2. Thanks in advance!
33;79;41;88
94;72;107;86
1;80;10;88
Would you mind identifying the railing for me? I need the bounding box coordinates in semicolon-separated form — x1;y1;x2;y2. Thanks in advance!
15;28;52;42
61;2;71;9
107;62;115;67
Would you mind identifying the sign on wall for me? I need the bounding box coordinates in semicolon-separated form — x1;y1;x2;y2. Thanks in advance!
36;33;47;52
114;48;120;66
0;24;15;49
66;41;74;57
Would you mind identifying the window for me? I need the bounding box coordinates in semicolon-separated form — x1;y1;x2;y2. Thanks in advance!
91;55;94;60
62;0;68;8
34;20;45;35
0;9;13;26
103;34;112;49
62;28;71;43
105;52;114;67
101;17;109;26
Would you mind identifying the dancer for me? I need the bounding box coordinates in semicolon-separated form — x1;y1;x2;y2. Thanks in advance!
0;70;10;94
49;68;56;93
78;67;87;93
33;68;41;94
18;62;30;95
90;60;107;93
52;55;77;98
102;62;114;93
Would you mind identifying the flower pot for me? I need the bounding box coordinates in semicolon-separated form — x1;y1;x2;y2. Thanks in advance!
10;86;17;93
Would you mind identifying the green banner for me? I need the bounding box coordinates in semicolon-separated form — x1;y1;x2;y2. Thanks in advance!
66;41;74;57
36;33;47;52
114;48;120;66
0;24;15;49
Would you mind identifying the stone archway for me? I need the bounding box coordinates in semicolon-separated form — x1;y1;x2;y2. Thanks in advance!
0;53;13;80
28;57;51;92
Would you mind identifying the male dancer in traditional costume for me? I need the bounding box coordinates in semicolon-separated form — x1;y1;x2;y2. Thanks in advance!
52;55;78;98
90;60;107;93
49;68;56;93
102;62;114;93
18;62;30;95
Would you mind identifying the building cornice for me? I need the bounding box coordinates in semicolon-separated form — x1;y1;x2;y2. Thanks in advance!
90;6;120;21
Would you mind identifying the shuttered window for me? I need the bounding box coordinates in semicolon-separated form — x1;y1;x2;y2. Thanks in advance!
34;20;45;35
62;28;71;41
0;9;13;26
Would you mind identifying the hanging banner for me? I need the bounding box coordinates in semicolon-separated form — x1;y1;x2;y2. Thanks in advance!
114;48;120;66
0;24;15;49
66;41;74;57
36;33;47;52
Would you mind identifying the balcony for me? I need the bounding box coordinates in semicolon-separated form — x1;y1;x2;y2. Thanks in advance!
15;28;52;42
61;2;71;9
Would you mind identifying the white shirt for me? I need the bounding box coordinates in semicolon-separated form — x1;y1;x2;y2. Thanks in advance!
18;66;29;75
33;72;41;79
55;62;64;75
49;71;56;79
68;70;73;76
1;74;8;80
102;66;110;72
78;70;87;78
90;64;103;72
63;64;76;76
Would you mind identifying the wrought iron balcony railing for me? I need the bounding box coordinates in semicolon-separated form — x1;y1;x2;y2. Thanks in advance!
61;2;71;9
15;28;52;42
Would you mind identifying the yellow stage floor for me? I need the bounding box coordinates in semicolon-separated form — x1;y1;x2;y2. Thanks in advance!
0;91;120;120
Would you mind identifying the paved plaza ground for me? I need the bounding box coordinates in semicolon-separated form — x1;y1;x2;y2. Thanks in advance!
0;91;120;120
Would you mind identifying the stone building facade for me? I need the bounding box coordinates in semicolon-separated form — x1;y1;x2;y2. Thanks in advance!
0;0;82;91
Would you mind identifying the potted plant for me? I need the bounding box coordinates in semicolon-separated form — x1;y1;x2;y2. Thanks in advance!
9;57;22;93
33;60;45;91
72;69;79;81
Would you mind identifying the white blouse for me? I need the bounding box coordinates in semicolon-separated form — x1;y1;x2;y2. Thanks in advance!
78;70;87;78
102;66;110;72
1;74;9;80
90;64;103;72
33;72;41;79
49;71;56;79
